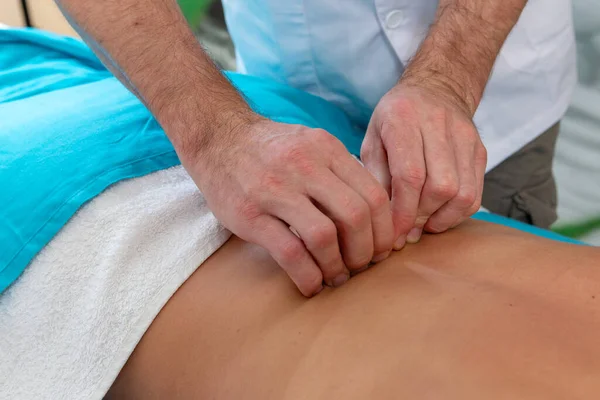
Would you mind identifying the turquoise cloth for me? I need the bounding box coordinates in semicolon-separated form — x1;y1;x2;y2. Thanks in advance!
471;212;583;245
0;28;365;293
0;28;582;294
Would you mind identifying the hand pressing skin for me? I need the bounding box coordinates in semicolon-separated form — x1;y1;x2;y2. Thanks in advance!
56;0;526;296
362;0;527;247
362;82;487;247
56;0;396;296
187;116;396;297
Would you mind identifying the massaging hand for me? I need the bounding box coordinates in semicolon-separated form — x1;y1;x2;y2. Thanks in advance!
361;82;487;249
187;117;395;297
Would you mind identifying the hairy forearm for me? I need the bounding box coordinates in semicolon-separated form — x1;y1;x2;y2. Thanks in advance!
55;0;255;158
401;0;527;116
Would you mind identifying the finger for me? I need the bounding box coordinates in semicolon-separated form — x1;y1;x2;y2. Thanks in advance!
332;151;395;262
450;142;488;228
425;145;476;233
426;134;485;232
385;120;426;250
306;171;374;272
249;215;324;297
272;196;349;287
413;113;459;242
361;125;392;195
473;143;488;212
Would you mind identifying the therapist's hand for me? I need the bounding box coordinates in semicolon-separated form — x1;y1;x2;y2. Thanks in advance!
185;116;395;297
361;82;487;249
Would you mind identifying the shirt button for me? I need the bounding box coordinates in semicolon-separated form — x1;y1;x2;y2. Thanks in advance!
385;10;405;29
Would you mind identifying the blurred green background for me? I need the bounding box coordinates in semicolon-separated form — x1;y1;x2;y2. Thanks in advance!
179;0;213;27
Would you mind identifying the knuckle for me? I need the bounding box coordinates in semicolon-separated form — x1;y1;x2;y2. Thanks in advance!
430;176;459;199
247;175;281;204
366;184;390;210
389;96;415;119
314;129;340;150
280;146;315;175
396;165;426;189
467;198;482;215
278;239;306;264
476;144;488;163
345;202;370;229
258;172;284;191
455;118;475;133
235;198;262;221
307;222;338;249
314;128;332;141
456;186;477;208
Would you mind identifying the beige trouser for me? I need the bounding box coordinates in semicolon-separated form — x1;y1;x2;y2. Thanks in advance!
482;122;560;228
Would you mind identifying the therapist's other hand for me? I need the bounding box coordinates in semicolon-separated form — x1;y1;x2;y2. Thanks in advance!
185;116;395;297
361;82;487;249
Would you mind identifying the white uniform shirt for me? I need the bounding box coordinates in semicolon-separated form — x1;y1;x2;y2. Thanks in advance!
222;0;577;171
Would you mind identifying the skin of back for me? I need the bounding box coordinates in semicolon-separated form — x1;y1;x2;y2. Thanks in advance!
107;220;600;399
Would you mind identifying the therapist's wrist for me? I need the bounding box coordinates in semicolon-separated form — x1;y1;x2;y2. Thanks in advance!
400;31;486;118
159;95;262;168
399;68;476;118
142;63;260;164
401;0;526;117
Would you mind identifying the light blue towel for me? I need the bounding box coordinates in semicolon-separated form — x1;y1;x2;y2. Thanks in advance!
0;28;581;294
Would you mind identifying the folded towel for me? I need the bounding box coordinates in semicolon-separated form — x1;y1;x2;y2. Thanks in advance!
0;166;231;399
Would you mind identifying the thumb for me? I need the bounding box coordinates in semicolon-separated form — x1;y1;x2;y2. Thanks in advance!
360;127;392;196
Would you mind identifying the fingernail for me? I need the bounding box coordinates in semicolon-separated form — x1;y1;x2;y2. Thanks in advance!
372;251;390;263
406;227;422;244
332;273;350;288
393;236;406;250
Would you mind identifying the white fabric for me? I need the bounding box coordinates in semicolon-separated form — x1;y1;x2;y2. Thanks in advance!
0;166;231;400
222;0;577;171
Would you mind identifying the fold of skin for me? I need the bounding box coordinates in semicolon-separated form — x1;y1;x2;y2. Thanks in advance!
108;220;600;399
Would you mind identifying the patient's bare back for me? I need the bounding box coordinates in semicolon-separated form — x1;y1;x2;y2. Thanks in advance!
108;220;600;399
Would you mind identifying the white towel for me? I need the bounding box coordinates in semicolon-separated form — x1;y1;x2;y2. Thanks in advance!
0;166;231;399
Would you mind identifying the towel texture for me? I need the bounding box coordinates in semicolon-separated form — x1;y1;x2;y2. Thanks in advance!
0;166;231;399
